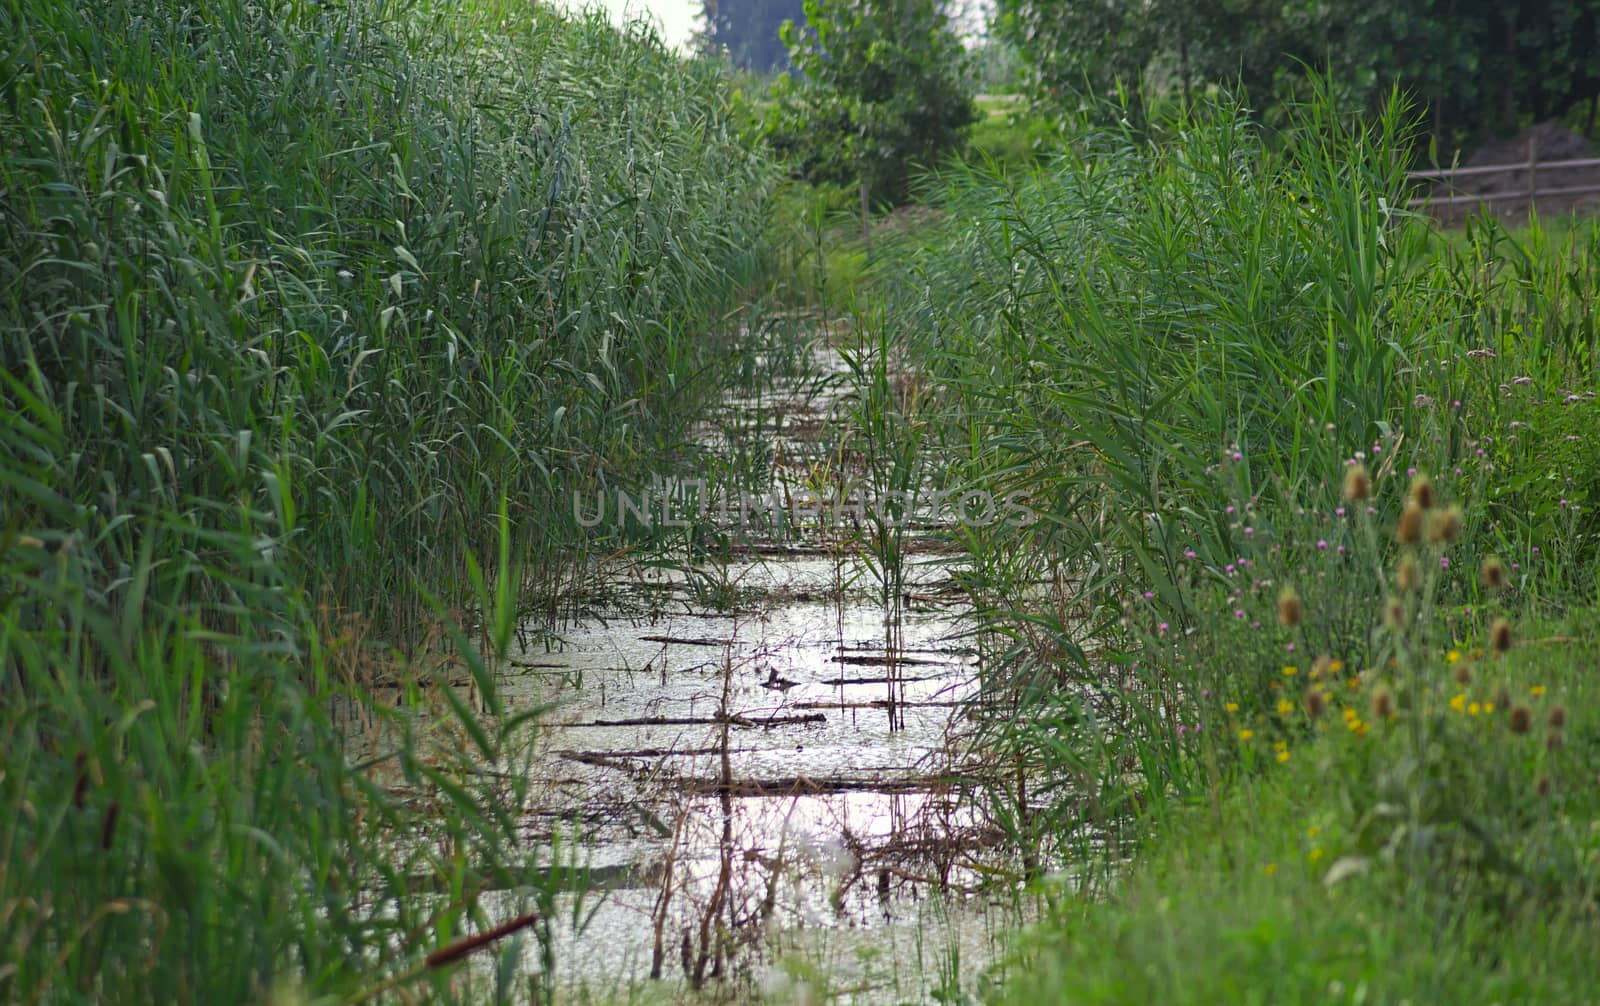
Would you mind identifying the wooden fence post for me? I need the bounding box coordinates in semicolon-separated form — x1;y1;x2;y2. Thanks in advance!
1527;136;1538;207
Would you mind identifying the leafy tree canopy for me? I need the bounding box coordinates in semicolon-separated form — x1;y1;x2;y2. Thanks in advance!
765;0;978;206
994;0;1600;152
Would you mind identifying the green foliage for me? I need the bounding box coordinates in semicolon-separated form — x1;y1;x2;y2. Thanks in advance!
995;484;1600;1004
766;0;979;206
854;75;1600;885
994;0;1600;151
0;0;778;999
0;0;777;644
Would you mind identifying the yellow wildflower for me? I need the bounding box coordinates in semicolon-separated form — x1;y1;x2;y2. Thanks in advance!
1277;699;1295;717
1531;685;1547;697
1265;863;1278;875
1281;665;1298;677
1329;660;1345;674
1239;728;1254;741
1276;749;1291;763
1446;649;1461;664
1449;693;1467;714
1225;702;1239;713
1468;702;1481;716
1309;847;1324;862
1484;702;1496;714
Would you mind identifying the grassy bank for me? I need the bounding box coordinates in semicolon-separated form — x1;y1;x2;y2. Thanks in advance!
847;83;1600;999
1;0;778;1000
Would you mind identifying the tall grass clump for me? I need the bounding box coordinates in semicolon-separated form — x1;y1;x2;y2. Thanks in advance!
1;0;778;1000
869;79;1600;864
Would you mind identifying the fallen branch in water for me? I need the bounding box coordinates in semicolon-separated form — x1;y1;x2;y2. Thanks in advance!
576;712;827;728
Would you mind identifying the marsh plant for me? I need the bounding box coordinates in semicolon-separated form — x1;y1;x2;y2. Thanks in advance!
1;0;780;1000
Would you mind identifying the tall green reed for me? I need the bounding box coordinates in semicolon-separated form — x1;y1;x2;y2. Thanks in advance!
1;0;780;999
867;80;1600;865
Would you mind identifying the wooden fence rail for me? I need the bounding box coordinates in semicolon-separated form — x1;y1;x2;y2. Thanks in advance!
1406;138;1600;208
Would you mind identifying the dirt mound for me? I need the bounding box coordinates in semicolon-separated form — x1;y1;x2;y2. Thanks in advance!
1423;121;1600;223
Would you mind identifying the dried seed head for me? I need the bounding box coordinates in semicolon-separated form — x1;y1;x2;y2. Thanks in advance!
1396;555;1422;593
1383;596;1406;629
1509;704;1533;734
1452;661;1473;686
1535;775;1552;797
1277;586;1305;628
1370;685;1395;719
1343;465;1372;501
1304;687;1327;719
1489;617;1513;654
1548;704;1567;729
1480;555;1508;591
1396;503;1425;544
1408;474;1435;510
1426;505;1463;545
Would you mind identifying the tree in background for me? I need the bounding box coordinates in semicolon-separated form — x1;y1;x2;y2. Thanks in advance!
698;0;805;72
765;0;978;207
994;0;1600;153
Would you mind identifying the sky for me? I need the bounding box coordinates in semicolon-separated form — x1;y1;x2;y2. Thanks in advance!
576;1;992;53
585;0;701;51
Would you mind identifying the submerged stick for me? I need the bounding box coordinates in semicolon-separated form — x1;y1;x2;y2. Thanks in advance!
425;910;542;968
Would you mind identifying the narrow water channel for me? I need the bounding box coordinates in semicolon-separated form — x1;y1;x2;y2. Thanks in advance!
490;337;1036;1000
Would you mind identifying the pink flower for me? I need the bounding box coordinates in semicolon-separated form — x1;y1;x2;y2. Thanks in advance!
1316;540;1328;550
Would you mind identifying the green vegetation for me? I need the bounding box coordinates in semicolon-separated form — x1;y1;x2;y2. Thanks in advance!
994;0;1600;151
765;0;978;207
850;83;1600;1000
1;0;778;1000
9;0;1600;998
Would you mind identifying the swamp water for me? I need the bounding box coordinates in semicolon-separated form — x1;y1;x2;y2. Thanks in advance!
392;337;1055;1001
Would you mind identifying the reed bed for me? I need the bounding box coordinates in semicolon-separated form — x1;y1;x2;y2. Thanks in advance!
1;0;779;1000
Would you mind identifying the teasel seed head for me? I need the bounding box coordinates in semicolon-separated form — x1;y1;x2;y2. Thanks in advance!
1343;465;1372;502
1383;596;1406;629
1426;505;1463;545
1480;555;1508;591
1396;554;1422;593
1396;503;1425;544
1408;474;1435;510
1277;586;1305;628
1489;617;1513;654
